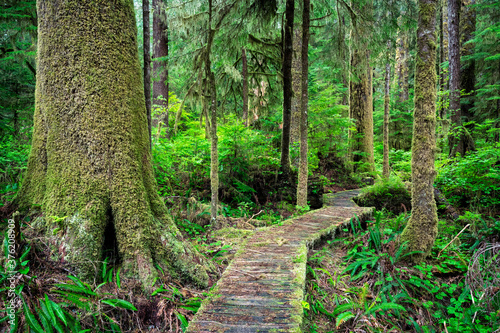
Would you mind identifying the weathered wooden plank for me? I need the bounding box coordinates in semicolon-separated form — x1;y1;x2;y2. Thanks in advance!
187;189;373;333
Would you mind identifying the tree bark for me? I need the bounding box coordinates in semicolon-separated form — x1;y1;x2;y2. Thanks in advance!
448;0;463;156
400;0;439;262
383;58;391;179
280;0;294;182
348;2;375;173
291;23;302;144
438;0;446;120
458;0;476;152
144;0;152;148
18;0;210;290
296;0;309;208
207;0;219;223
153;0;169;138
437;0;450;148
242;48;248;126
391;27;410;150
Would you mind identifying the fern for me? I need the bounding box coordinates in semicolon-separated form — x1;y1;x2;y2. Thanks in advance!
335;311;355;328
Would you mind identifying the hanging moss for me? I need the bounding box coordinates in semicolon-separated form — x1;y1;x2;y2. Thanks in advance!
16;0;210;290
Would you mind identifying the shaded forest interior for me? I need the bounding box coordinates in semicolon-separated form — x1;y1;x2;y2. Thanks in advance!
0;0;499;332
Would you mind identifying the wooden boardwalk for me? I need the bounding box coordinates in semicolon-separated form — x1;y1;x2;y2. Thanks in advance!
187;190;373;333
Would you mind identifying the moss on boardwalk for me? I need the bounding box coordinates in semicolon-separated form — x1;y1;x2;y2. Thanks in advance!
187;190;373;332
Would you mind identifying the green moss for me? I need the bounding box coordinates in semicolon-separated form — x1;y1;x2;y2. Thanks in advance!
212;227;253;239
16;0;210;291
401;0;439;262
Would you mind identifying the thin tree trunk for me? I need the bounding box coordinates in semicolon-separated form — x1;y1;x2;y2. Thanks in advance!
297;0;309;208
242;48;248;126
207;0;218;223
348;0;375;173
291;23;302;144
144;0;152;148
393;28;410;150
383;59;391;179
153;0;169;138
439;0;445;119
400;0;439;261
348;20;375;172
280;0;294;182
448;0;462;156
458;0;476;152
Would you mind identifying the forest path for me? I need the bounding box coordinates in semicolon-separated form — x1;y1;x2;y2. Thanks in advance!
187;189;373;333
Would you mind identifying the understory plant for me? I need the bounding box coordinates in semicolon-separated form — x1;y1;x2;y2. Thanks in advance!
304;211;500;333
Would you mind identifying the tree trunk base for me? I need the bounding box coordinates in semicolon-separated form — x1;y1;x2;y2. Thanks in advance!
33;212;213;291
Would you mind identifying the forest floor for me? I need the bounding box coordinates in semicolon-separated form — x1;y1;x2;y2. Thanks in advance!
187;190;371;332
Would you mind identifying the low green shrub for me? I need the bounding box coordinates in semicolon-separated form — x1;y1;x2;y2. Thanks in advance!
436;144;500;215
355;176;411;215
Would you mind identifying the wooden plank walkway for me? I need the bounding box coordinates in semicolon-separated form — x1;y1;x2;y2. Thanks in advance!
187;190;373;333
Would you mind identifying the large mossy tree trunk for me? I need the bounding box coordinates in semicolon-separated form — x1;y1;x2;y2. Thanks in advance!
400;0;439;262
18;0;210;290
296;0;309;208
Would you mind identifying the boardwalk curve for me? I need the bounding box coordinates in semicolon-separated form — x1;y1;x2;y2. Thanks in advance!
187;190;373;332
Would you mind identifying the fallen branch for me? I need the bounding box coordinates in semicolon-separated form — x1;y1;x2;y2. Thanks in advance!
438;224;470;258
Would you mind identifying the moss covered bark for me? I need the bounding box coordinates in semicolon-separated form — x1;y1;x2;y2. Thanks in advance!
242;48;248;127
17;0;210;289
383;60;391;179
348;19;375;173
400;0;439;262
391;26;411;150
296;0;309;208
291;23;302;144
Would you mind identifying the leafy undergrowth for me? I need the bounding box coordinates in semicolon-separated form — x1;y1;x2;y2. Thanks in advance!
354;176;411;215
0;218;218;332
0;198;301;332
303;211;500;333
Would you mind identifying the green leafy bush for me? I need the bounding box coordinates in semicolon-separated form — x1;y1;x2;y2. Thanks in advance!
0;135;30;205
436;144;500;215
355;176;411;215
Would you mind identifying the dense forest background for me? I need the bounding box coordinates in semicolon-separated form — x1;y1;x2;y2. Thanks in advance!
0;0;499;332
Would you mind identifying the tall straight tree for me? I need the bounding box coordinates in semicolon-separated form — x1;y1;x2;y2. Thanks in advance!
291;18;302;144
296;0;309;207
207;0;219;223
438;0;448;120
242;48;249;126
348;0;375;173
391;25;410;150
153;0;169;138
447;0;469;156
400;0;439;261
18;0;210;289
144;0;152;147
383;54;391;179
458;0;476;150
280;0;294;182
